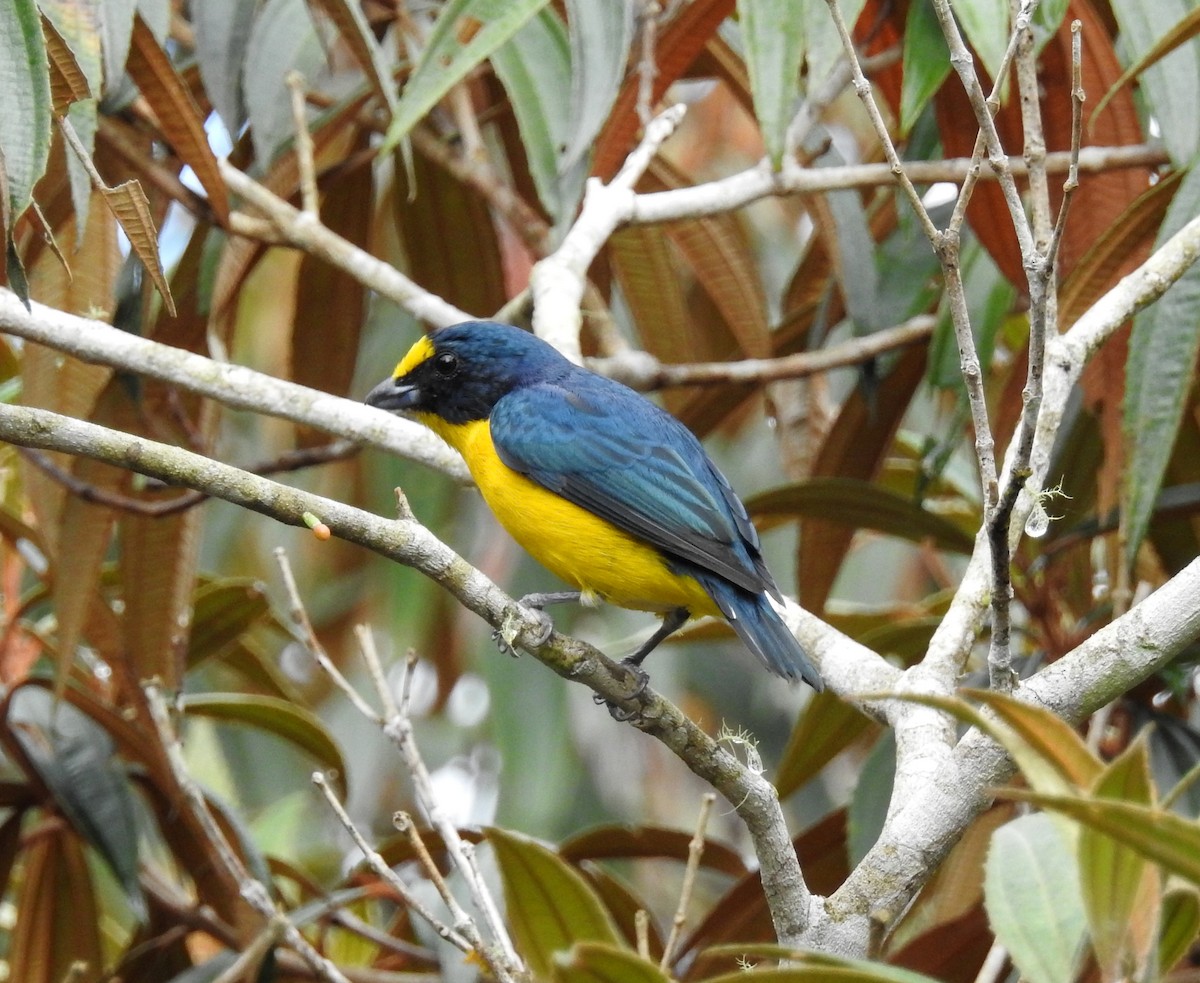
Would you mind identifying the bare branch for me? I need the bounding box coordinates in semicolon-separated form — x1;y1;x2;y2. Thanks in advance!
0;289;469;482
311;773;475;955
594;315;935;391
218;159;472;328
0;400;884;946
529;103;687;360
661;793;716;969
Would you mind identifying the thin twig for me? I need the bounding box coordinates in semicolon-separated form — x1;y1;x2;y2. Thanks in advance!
220;159;471;329
19;440;359;517
286;71;319;216
931;0;1035;259
356;624;399;718
945;5;1029;236
529;102;687;360
635;909;652;961
636;0;662;126
660;793;716;970
387;655;522;974
211;919;286;983
394;811;470;932
821;0;941;246
1013;0;1053;249
593;314;934;391
973;938;1010;983
274;548;383;722
143;682;353;983
986;18;1084;692
310;773;474;954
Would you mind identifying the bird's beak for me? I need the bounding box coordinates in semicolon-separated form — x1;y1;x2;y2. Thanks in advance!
365;376;420;411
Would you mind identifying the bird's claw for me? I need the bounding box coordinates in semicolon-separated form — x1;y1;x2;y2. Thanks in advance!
492;602;554;656
592;660;650;721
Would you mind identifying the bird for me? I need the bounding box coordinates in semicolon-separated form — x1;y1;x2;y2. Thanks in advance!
365;320;822;691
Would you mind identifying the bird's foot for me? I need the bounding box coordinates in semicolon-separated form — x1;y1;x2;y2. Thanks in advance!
492;591;581;655
593;659;650;721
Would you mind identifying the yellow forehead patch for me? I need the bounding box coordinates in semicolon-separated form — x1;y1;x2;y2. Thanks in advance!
393;334;435;379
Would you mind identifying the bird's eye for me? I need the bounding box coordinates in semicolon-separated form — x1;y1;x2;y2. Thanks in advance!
433;352;459;377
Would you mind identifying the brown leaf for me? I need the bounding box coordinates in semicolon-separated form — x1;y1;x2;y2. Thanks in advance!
798;344;928;611
593;0;736;179
391;149;508;317
8;827;103;983
40;13;92;114
100;179;176;316
935;0;1151;290
292;139;373;402
125;12;230;225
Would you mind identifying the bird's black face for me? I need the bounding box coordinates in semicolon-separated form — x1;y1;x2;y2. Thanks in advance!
365;324;542;425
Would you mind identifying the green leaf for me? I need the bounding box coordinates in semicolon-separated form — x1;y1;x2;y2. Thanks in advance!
6;685;147;919
1159;887;1200;973
553;942;669;983
984;812;1087;983
561;0;634;171
1004;789;1200;887
885;688;1101;797
1110;0;1200;166
185;578;271;667
242;0;326;165
847;730;894;866
1123;163;1200;568
488;827;621;980
899;0;951;135
736;0;804;167
179;693;348;800
1078;734;1160;978
1092;7;1200;128
0;0;51;225
193;0;259;133
99;0;138;93
380;0;553;154
775;689;875;799
490;8;573;219
700;950;947;982
746;478;975;555
953;0;1008;87
805;0;867;91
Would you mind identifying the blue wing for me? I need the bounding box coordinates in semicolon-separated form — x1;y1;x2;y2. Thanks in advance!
489;375;776;596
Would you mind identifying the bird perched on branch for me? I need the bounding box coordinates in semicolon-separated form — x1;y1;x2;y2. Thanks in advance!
366;320;822;691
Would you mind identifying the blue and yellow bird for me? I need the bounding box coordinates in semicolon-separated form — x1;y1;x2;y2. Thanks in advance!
365;321;822;690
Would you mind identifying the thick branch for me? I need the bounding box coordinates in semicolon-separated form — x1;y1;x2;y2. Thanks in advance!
0;402;898;946
218;160;472;328
0;290;469;482
828;556;1200;927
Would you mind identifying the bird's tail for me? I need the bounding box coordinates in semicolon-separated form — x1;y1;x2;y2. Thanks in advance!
702;579;823;690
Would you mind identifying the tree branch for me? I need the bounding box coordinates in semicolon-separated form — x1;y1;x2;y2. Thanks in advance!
0;401;890;947
0;289;469;482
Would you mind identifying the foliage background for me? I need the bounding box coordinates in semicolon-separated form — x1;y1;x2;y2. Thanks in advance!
1;0;1199;980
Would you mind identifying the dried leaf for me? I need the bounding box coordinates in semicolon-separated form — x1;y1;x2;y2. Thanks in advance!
39;13;92;114
99;179;175;316
125;12;230;224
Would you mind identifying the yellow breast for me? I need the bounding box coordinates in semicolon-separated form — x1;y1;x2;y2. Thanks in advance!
421;414;717;616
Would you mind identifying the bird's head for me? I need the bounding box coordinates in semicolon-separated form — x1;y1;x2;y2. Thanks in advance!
365;321;569;425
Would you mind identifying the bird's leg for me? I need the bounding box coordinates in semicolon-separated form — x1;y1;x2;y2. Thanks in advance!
624;607;689;668
493;590;584;654
596;608;690;718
